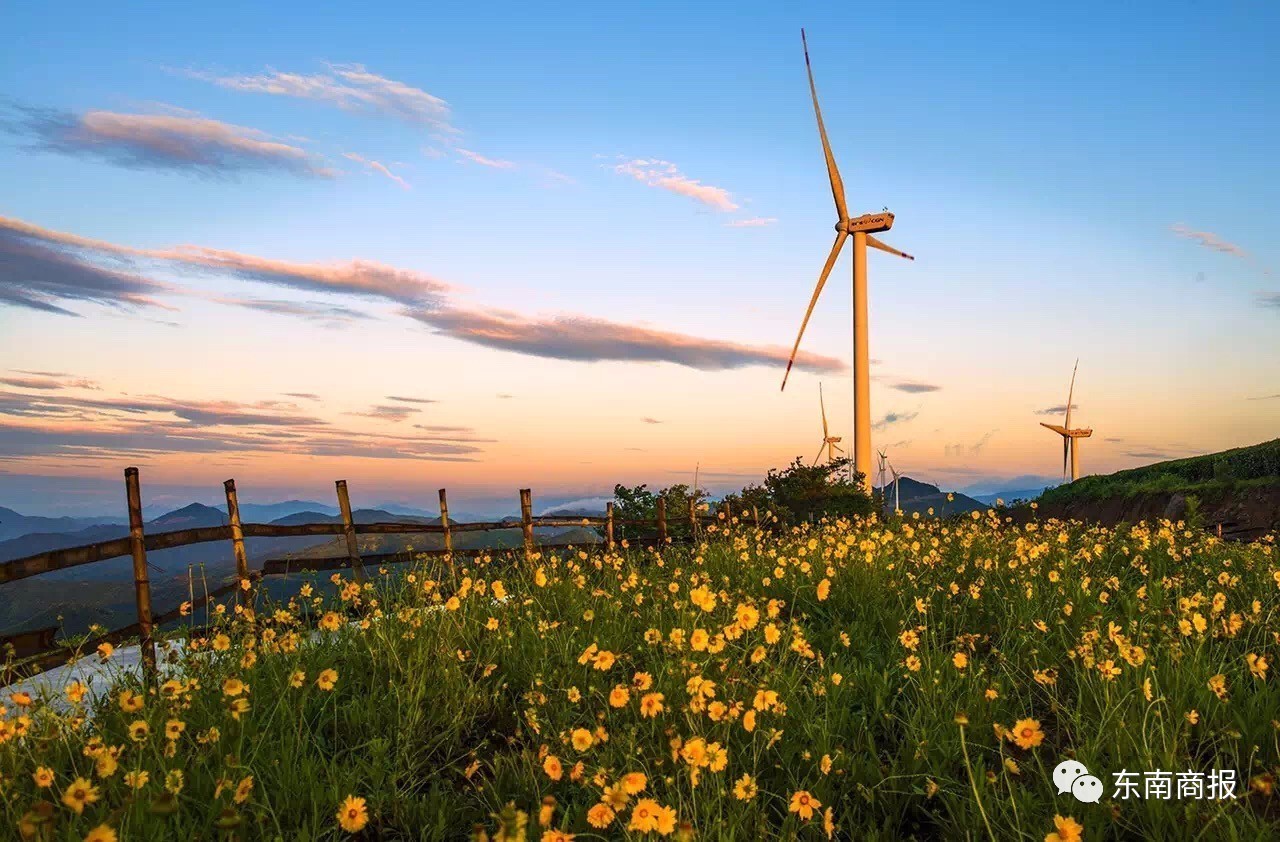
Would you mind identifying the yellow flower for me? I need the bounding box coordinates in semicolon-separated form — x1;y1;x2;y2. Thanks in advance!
212;633;231;652
953;652;968;670
233;774;254;804
317;669;339;691
1044;814;1084;842
628;799;664;833
586;803;615;828
118;688;144;713
1010;718;1045;750
1208;673;1229;700
541;830;574;842
11;691;33;707
129;720;150;742
33;766;54;787
95;751;119;779
609;685;631;708
1247;653;1269;680
97;642;114;661
320;611;342;631
125;770;149;790
620;772;647;794
1185;709;1200;725
84;825;118;842
789;790;821;820
228;697;251;720
61;776;100;814
337;795;370;833
222;678;246;697
539;795;556;828
165;769;185;794
290;670;306;688
733;774;758;800
165;719;186;740
571;728;594;751
65;681;88;704
639;692;665;718
816;578;831;601
543;755;563;781
905;655;922;672
899;630;920;650
1098;659;1121;680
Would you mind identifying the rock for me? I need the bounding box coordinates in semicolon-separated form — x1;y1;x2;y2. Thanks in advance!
1162;494;1187;520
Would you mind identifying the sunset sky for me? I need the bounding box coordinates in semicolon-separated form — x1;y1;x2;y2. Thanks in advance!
2;2;1277;516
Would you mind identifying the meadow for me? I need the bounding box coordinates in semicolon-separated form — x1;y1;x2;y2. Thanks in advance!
2;509;1278;841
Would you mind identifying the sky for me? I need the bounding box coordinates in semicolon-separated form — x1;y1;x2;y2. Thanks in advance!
1;1;1278;516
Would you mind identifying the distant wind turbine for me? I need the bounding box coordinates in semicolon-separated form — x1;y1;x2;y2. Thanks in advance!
814;383;845;465
1040;359;1094;482
782;29;915;496
887;460;902;513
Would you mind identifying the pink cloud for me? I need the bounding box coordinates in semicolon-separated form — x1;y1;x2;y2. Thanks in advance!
613;158;739;212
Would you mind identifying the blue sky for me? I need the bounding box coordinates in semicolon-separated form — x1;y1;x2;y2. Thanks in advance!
1;1;1277;515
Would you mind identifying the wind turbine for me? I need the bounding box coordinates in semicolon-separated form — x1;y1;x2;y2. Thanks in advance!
1040;359;1093;482
814;383;845;465
888;460;902;513
782;29;915;496
876;449;889;510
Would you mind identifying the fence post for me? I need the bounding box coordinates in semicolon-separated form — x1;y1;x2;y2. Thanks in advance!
124;468;156;682
605;502;616;551
335;480;365;581
519;489;534;561
656;496;668;544
689;497;698;541
223;479;251;604
438;488;453;556
1216;522;1223;539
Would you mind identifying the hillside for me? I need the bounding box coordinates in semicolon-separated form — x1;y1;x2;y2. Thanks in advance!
875;476;987;516
1035;438;1280;536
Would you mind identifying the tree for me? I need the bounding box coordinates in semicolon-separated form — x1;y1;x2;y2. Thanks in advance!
728;456;874;527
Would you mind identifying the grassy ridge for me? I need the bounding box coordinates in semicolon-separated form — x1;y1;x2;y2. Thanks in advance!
1040;439;1280;504
1;513;1279;840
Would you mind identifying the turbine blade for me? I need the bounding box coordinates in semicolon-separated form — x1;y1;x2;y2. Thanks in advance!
820;383;829;436
815;442;827;465
781;231;849;390
866;235;915;261
1063;436;1069;479
1065;358;1078;429
801;29;848;220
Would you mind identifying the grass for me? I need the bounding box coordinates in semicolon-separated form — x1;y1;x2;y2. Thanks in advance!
2;511;1279;840
1040;439;1280;505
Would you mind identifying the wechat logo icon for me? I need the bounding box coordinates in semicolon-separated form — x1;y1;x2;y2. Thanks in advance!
1054;759;1103;804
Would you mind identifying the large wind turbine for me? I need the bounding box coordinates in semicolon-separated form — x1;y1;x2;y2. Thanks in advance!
782;29;915;496
1040;359;1093;482
814;383;845;465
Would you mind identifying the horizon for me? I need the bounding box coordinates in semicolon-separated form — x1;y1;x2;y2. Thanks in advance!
2;2;1277;517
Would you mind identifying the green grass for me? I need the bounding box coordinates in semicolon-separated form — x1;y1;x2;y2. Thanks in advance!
1040;439;1280;504
2;513;1279;840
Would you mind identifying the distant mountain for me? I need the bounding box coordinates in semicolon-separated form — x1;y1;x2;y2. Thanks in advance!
0;506;126;542
238;500;337;522
367;502;438;519
972;489;1050;506
876;477;988;516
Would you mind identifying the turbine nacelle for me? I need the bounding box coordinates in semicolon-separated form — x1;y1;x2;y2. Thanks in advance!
836;211;895;234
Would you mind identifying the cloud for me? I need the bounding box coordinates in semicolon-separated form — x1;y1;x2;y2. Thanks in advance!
725;217;777;228
1259;293;1280;310
187;64;453;131
386;396;436;405
890;380;942;394
1247;393;1280;401
641;417;663;424
1034;403;1078;416
496;393;514;399
0;225;173;314
0;389;325;427
1169;223;1249;259
0;373;99;390
612;158;739;212
347;404;419;422
19;107;333;177
404;305;845;373
872;410;918;431
283;392;321;401
343;152;411;189
0;215;451;311
1104;436;1125;442
456;148;516;170
212;296;373;323
944;430;997;457
1125;450;1176;460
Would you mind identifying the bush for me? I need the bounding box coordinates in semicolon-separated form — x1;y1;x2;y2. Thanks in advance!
725;456;875;526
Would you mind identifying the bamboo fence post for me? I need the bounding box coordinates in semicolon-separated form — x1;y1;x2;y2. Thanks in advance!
438;489;453;555
335;480;365;581
223;479;251;604
519;489;534;560
124;468;156;682
605;502;616;551
656;496;668;544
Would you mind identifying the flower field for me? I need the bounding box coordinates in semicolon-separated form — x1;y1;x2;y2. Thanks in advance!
2;511;1279;840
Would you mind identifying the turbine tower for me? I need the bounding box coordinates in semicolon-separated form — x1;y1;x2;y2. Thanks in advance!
1040;359;1094;482
782;29;915;496
814;383;845;465
887;460;902;513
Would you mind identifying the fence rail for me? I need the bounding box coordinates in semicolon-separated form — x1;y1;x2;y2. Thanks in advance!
1;468;732;684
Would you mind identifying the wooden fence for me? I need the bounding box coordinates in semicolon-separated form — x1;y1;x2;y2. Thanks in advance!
1;468;735;684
